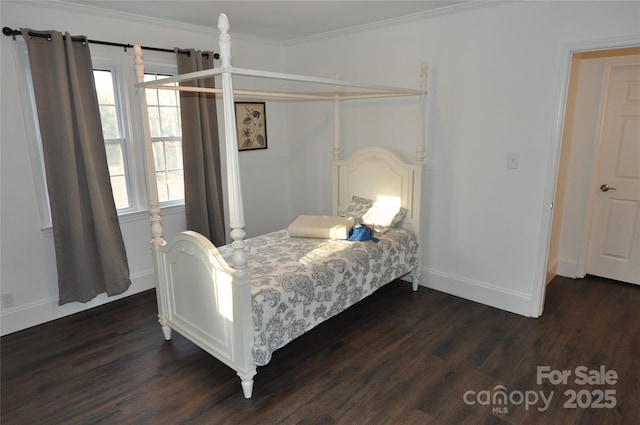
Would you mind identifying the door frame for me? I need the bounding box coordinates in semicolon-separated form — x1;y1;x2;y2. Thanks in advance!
531;34;640;318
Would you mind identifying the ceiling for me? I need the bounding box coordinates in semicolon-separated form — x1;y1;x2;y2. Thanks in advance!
58;0;475;42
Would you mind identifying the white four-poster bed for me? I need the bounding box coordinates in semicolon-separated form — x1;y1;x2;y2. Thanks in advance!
134;13;428;399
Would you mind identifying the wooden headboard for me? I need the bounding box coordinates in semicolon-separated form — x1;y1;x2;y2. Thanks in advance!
332;147;422;234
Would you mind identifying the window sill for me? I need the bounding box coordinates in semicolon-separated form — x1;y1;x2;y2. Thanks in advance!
40;203;185;238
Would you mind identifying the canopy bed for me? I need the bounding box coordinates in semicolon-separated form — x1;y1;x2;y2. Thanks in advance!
134;13;428;398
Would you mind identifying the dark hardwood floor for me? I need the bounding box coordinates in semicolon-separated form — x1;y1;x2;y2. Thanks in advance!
2;275;638;424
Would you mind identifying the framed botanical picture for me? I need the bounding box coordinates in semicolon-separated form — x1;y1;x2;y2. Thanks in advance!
235;102;267;151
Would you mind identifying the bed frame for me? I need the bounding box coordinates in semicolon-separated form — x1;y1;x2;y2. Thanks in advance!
134;13;428;399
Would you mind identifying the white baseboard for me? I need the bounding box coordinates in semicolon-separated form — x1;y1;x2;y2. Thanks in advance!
2;266;540;335
556;258;579;278
546;258;559;284
0;269;156;336
419;268;535;317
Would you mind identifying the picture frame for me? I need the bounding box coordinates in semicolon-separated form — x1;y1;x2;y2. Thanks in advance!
234;102;267;151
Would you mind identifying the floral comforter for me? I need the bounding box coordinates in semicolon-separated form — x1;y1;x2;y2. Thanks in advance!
219;228;418;366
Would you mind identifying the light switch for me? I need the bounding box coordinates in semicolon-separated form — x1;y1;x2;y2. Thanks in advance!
507;152;520;169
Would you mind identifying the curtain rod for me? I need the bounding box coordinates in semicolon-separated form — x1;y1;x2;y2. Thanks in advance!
2;26;220;59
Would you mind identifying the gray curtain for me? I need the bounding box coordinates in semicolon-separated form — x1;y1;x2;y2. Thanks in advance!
175;49;226;246
22;29;131;304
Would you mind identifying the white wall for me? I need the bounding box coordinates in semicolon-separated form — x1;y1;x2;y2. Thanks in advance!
283;1;640;316
555;57;606;278
0;1;287;335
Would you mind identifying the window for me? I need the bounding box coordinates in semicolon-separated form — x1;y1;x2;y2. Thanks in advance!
95;69;130;209
95;69;186;209
144;73;185;203
15;41;185;229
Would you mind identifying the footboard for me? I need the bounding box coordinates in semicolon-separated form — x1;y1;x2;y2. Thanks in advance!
153;231;256;397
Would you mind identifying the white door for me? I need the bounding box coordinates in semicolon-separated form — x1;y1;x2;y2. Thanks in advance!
586;56;640;285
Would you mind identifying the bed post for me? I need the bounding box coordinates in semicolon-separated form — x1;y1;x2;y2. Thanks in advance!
134;45;172;338
412;61;428;291
217;13;256;399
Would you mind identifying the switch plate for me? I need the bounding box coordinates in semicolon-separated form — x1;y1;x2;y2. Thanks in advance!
507;152;520;169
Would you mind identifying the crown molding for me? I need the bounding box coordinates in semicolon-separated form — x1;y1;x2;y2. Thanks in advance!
282;0;513;46
9;0;512;47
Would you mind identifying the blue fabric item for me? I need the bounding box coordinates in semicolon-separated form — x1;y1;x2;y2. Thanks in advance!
347;225;379;243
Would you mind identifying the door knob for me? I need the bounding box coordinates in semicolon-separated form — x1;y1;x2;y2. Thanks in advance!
600;184;617;192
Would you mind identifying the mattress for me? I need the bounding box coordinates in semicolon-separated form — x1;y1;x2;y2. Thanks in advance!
219;227;418;366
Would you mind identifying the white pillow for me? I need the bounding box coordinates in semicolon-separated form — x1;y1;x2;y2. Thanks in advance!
338;195;374;225
362;199;406;233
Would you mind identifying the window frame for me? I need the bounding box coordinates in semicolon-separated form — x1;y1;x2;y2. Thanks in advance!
143;72;185;207
92;65;137;214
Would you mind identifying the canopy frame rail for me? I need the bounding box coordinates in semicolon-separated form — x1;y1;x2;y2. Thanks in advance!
135;67;427;101
135;84;422;102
